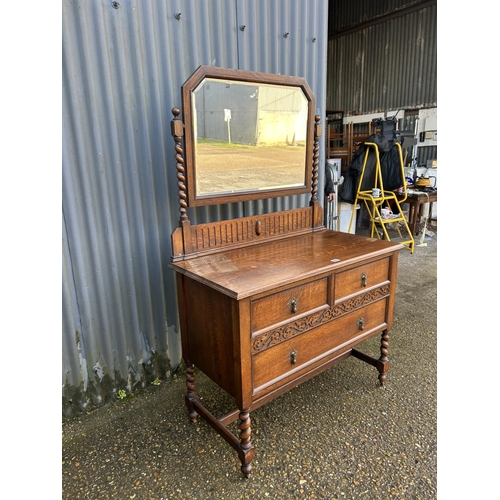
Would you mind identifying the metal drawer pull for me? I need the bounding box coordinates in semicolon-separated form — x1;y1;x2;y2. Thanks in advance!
290;349;297;365
361;273;367;287
290;298;298;313
358;317;365;330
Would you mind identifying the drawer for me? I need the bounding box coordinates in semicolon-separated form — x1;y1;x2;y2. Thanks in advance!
252;298;387;393
251;276;329;334
334;257;390;303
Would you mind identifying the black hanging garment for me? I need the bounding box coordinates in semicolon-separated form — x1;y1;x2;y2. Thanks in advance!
338;131;403;203
377;117;404;191
338;134;388;204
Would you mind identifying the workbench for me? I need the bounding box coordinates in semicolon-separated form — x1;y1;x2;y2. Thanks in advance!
396;190;437;236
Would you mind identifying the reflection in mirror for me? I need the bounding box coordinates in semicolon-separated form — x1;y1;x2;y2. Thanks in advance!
192;78;309;197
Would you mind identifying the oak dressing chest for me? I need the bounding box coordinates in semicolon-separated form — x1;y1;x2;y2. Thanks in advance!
169;66;403;476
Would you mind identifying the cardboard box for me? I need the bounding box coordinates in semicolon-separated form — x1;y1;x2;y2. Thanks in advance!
339;202;359;234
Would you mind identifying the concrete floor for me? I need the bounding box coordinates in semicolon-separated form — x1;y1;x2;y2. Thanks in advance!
62;225;437;500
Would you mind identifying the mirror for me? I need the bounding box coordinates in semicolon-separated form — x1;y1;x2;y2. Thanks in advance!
181;66;315;206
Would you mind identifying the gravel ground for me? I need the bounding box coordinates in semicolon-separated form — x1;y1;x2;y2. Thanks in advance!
62;226;437;500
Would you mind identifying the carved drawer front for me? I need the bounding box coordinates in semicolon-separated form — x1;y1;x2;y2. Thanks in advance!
251;276;329;334
252;298;387;393
334;258;390;303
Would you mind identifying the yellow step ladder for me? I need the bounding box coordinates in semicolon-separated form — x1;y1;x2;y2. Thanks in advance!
348;141;415;253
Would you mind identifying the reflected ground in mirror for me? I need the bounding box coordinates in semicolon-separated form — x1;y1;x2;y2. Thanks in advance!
195;142;306;195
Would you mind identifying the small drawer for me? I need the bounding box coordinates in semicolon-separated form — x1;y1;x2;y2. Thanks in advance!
334;258;390;303
251;276;329;334
252;298;387;393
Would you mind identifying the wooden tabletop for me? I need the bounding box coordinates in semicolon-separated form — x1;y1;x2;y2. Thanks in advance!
170;230;402;299
396;189;437;202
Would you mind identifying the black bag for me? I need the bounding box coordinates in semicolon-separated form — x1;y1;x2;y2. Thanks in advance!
338;167;357;204
374;117;398;148
379;144;403;191
338;146;364;203
338;134;389;203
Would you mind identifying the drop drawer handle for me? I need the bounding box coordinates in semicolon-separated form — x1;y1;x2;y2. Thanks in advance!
290;349;297;365
290;298;298;314
361;273;367;287
358;317;365;330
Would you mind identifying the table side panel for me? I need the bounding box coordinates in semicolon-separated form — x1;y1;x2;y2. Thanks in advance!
384;250;399;331
231;297;253;410
182;277;237;397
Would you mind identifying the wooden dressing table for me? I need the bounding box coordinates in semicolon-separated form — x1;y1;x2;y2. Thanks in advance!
169;66;403;476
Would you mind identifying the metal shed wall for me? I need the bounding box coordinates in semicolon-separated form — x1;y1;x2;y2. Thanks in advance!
327;0;437;114
62;0;328;417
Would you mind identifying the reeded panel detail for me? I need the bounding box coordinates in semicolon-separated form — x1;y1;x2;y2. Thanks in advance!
191;207;313;255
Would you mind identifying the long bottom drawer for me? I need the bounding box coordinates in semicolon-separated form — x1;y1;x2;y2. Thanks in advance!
252;298;387;394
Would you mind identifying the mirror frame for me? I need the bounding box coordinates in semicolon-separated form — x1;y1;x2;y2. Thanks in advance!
181;65;316;207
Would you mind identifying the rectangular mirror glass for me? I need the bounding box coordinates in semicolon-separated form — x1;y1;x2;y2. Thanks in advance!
193;79;308;196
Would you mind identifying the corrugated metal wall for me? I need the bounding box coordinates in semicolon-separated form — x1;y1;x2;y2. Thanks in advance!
62;0;328;417
328;0;433;35
327;0;437;114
